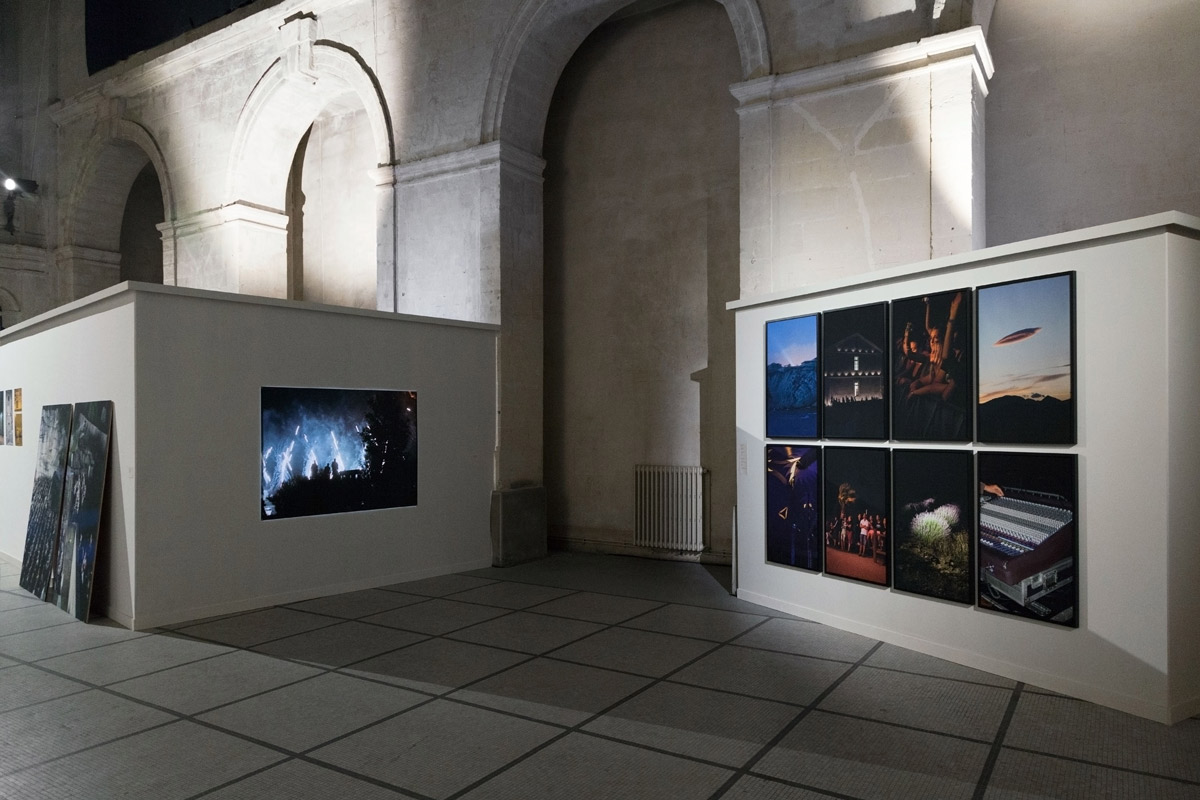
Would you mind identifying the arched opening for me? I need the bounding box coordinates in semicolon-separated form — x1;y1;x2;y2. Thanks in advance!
542;0;742;557
65;122;175;297
119;161;165;283
284;96;378;307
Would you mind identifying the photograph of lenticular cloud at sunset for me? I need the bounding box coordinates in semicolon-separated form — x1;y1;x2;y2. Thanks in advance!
261;387;417;520
976;273;1075;444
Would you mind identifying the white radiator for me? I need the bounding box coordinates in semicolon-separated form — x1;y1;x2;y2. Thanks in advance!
634;465;706;552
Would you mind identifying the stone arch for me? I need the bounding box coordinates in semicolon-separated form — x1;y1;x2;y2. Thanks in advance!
65;119;175;254
224;34;395;304
227;41;394;210
480;0;769;151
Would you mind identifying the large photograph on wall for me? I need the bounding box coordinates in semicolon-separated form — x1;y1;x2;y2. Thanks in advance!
891;290;972;442
822;303;887;440
261;387;418;520
977;451;1078;627
822;446;889;586
765;314;819;439
891;449;974;604
765;445;821;571
976;272;1076;444
19;404;74;600
51;400;113;622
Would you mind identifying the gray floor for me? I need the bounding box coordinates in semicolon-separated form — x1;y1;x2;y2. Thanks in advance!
1;552;1198;799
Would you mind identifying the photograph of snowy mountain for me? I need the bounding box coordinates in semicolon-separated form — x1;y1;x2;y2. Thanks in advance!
261;387;418;520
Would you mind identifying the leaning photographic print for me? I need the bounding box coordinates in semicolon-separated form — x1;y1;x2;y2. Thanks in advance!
891;449;974;604
976;272;1076;444
822;303;888;440
822;446;889;587
765;445;821;571
50;401;114;622
977;451;1078;627
765;314;819;439
890;290;972;442
261;387;418;520
19;404;74;600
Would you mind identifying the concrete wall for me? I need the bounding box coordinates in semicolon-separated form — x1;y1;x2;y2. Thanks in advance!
986;0;1200;244
543;0;741;557
0;283;499;629
731;215;1200;724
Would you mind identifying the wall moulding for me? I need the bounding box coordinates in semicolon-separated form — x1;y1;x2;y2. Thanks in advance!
731;26;994;110
168;203;289;240
391;142;546;188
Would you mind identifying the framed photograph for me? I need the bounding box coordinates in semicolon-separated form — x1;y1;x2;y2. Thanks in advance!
51;401;114;622
19;404;74;600
891;449;974;604
261;387;418;520
890;290;972;442
977;451;1078;627
0;391;5;445
822;446;889;586
766;314;819;439
822;303;888;440
13;387;21;412
765;445;821;571
3;389;12;446
976;272;1076;444
14;413;21;446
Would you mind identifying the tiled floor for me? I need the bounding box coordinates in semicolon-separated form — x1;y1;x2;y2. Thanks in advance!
1;552;1198;799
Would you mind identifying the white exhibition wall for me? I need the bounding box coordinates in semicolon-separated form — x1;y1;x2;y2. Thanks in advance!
731;212;1200;724
0;283;498;628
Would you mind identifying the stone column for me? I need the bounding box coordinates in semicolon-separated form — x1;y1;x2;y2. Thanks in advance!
53;245;121;301
167;202;289;297
390;141;548;564
733;27;993;296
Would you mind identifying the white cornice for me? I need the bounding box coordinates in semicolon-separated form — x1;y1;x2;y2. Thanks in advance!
731;26;994;110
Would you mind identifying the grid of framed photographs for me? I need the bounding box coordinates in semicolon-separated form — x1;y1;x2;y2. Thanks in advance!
762;272;1079;628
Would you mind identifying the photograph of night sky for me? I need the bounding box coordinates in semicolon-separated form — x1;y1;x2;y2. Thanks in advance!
261;387;417;520
976;273;1076;444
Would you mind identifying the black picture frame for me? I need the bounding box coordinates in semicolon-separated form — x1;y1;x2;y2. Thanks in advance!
765;314;820;439
891;449;975;604
890;289;973;442
822;446;890;587
977;451;1078;628
822;303;888;440
261;387;418;520
765;445;822;571
976;272;1077;445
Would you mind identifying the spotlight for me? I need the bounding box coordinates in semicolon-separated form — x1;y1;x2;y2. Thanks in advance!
3;176;37;235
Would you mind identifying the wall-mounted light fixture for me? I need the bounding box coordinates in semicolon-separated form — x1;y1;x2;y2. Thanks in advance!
3;177;38;235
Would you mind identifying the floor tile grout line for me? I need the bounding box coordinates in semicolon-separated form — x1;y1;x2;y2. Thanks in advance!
811;707;998;746
180;757;298;800
706;640;886;800
434;569;783;617
734;771;868;800
2;656;440;800
0;717;185;780
439;610;745;800
971;681;1023;800
998;744;1200;787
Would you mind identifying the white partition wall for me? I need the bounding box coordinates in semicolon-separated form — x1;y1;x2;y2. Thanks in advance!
0;284;498;629
730;212;1200;724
